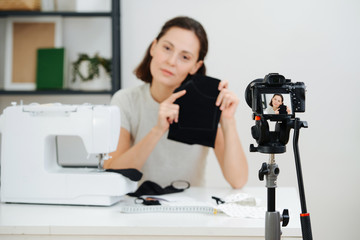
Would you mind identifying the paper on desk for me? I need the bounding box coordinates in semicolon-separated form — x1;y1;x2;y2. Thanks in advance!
216;204;265;218
214;193;265;218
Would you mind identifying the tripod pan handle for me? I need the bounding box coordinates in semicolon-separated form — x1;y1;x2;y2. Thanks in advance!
300;213;313;240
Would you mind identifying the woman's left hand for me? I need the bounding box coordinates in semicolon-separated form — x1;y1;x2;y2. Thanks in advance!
216;80;239;119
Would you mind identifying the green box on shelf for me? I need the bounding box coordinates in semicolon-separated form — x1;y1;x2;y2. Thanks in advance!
36;48;65;90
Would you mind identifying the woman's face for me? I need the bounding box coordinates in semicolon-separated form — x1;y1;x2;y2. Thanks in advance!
149;27;203;89
271;95;283;108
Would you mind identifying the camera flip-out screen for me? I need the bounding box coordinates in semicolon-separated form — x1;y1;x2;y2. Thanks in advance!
261;93;293;116
245;73;306;121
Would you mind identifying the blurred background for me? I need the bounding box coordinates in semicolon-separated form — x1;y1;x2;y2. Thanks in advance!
1;0;359;239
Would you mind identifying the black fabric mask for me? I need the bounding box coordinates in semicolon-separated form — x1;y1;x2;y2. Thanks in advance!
167;75;221;148
127;180;190;198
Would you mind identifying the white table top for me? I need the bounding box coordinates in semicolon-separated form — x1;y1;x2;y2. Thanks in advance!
0;187;302;239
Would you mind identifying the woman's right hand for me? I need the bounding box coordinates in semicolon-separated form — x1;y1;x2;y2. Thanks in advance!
156;90;186;134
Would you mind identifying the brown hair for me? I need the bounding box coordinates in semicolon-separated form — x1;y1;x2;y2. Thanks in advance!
134;16;208;83
269;94;284;106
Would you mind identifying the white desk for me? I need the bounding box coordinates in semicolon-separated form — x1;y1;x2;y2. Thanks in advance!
0;187;302;239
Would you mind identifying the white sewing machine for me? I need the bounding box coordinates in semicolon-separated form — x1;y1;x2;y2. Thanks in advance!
0;103;137;206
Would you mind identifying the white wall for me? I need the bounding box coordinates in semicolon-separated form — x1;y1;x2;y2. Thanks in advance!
0;0;359;239
121;0;360;239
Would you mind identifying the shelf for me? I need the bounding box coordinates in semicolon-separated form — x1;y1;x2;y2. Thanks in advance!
0;11;112;17
0;90;115;95
0;0;120;96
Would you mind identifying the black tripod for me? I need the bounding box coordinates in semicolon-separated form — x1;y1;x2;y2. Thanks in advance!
250;116;313;240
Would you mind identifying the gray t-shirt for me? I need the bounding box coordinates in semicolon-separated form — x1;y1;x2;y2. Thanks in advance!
265;106;276;114
111;83;209;187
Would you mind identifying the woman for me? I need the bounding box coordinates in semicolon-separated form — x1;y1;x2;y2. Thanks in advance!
104;16;248;189
266;94;291;114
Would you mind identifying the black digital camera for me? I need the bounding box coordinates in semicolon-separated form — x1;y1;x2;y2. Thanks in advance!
245;73;306;121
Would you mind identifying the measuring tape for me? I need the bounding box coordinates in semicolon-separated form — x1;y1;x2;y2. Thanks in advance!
120;205;217;215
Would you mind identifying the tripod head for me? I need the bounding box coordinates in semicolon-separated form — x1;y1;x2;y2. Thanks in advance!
250;116;308;154
250;116;290;154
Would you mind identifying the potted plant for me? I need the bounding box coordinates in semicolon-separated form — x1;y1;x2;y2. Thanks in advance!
72;53;112;91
